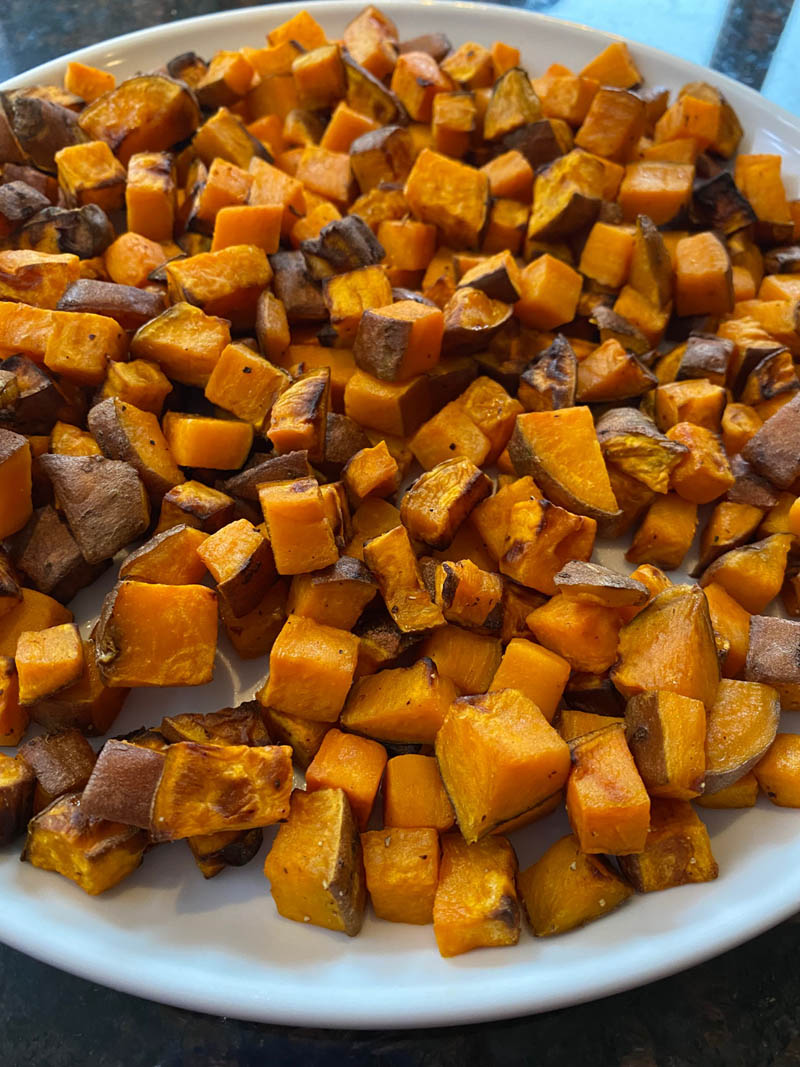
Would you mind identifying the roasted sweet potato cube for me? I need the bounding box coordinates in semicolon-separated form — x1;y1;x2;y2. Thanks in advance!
162;412;253;471
17;727;96;812
0;428;32;539
160;703;269;748
78;739;165;828
612;585;720;707
400;458;490;550
526;149;603;242
488;639;569;723
576;339;656;404
433;833;519;957
742;392;800;490
560;710;624;742
0;753;34;843
130;302;230;388
306;728;387;830
30;640;128;736
23;792;149;894
258;477;338;575
353;300;443;382
262;613;358;722
625;493;698;571
55;140;126;213
754;734;800;807
595;407;686;493
345;369;431;438
11;505;100;606
0;250;79;310
433;559;503;634
469;476;542;562
563;674;626;719
519;834;632;937
664;422;734;505
703;678;779;796
259;704;330;769
195;519;275;619
696;771;759;809
265;786;365;934
654;379;728;433
483;66;541;141
409;401;491;470
119;525;208;586
100;359;173;416
320;265;392;350
575;88;645;161
157;480;234;534
500;497;596;596
566;722;650;855
287;556;376;631
704;582;751;680
87;396;183;500
165;244;271;331
403;148;488;249
342;440;399;508
745;615;800;711
624;690;706;799
188;826;263;879
343;6;398;79
552;561;646;610
0;589;72;659
43;310;128;387
15;623;84;706
382;754;454;830
203;342;289;430
266;368;329;462
419;625;501;695
94;581;217;688
362;827;440;925
527;595;621;675
509;407;619;524
341;658;456;744
618;161;694;225
700;533;792;614
518;335;577;412
151;741;292;841
436;688;570;841
618;799;718;892
363;525;444;634
515;254;582;331
125;150;175;242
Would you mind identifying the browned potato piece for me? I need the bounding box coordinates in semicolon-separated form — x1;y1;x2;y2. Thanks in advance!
220;451;312;501
188;827;263;879
259;706;331;770
12;505;104;603
677;333;733;386
690;172;755;234
553;561;648;608
0;753;34;844
742;393;800;489
78;75;201;165
23;791;149;894
0;548;21;617
398;33;451;61
618;799;718;893
704;679;780;794
287;556;377;631
29;640;128;736
693;500;764;575
88;396;184;500
349;125;414;194
79;738;166;828
343;51;404;125
434;559;504;633
400;458;491;549
160;702;270;747
625;690;706;799
264;786;366;936
266;368;329;463
269;251;327;323
364;525;445;633
612;584;720;707
321;414;370;478
442;287;512;356
526;149;604;242
518;834;632;937
483;67;541;141
196;519;275;618
629;214;672;309
157;479;235;533
37;454;149;564
3;91;85;173
302;215;385;279
151;741;292;841
1;355;78;435
563;673;626;718
57;279;166;330
17;727;97;812
595;408;686;493
745;615;800;710
518;335;577;412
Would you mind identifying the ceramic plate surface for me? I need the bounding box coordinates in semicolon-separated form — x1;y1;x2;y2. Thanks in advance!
1;0;799;1028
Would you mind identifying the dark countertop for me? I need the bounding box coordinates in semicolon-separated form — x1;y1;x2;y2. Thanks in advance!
2;2;800;1064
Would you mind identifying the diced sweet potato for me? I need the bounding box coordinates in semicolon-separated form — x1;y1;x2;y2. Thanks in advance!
0;429;32;539
341;658;457;744
382;754;454;831
699;533;792;614
94;581;217;687
264;787;366;936
625;690;706;799
618;799;718;892
15;623;84;706
157;480;234;534
509;407;619;524
362;827;439;925
17;727;96;812
403;148;489;249
436;687;570;841
79;739;165;828
195;519;275;618
0;753;34;843
567;722;650;855
518;834;632;936
625;493;698;570
401;458;490;550
130;302;230;388
150;741;292;840
0;589;72;659
419;624;501;695
527;594;621;674
262;614;359;722
745;615;800;710
433;833;519;957
364;525;444;633
258;477;339;576
755;734;800;807
23;792;149;894
306;728;387;830
88;396;183;500
433;559;503;633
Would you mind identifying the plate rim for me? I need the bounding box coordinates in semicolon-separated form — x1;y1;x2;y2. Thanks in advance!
1;0;800;1029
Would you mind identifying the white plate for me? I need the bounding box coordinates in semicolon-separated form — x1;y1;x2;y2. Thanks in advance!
2;0;800;1030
